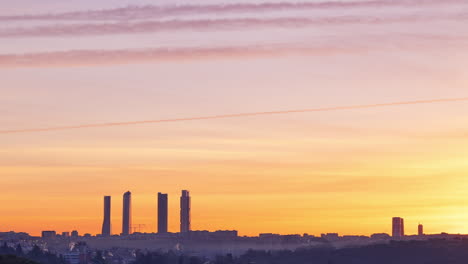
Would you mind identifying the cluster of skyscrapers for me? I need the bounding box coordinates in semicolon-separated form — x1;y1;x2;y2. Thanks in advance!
102;197;423;237
101;190;191;236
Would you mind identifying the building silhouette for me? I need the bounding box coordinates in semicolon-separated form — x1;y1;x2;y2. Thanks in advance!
41;231;56;239
71;230;79;237
180;190;191;233
418;223;424;236
122;191;132;235
392;217;404;238
158;193;168;233
101;196;111;236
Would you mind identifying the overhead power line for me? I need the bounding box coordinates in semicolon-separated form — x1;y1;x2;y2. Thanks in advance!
1;97;467;134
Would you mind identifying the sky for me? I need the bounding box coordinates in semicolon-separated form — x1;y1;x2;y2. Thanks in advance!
1;0;468;237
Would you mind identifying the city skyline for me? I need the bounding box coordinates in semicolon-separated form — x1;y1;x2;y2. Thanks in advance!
0;192;434;238
34;190;434;237
95;191;427;237
0;188;436;238
1;0;468;238
0;183;465;237
0;186;466;237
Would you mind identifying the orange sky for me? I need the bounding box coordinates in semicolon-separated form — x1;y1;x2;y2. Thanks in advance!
2;103;468;236
1;0;468;237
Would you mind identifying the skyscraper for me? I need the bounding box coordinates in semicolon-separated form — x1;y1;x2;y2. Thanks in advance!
122;191;132;235
418;224;424;236
101;196;111;236
180;190;191;233
158;193;168;233
392;217;404;238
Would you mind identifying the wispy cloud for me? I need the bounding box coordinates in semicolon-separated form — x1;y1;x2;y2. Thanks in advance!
1;14;465;38
1;31;465;68
0;44;361;68
0;0;464;21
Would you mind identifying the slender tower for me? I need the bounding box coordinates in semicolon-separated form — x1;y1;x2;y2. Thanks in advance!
122;191;132;235
418;224;424;236
180;190;191;233
401;218;405;236
158;193;168;233
101;196;111;236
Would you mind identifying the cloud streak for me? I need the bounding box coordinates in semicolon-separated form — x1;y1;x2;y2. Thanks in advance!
0;0;465;21
1;14;465;38
2;31;466;68
0;44;364;68
2;97;467;134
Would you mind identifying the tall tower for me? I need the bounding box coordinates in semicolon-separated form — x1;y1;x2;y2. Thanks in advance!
180;190;191;233
392;217;404;238
418;224;424;236
158;193;168;233
101;196;111;236
401;218;404;236
122;191;132;235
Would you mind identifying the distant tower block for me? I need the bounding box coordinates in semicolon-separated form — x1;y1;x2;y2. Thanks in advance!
122;191;132;235
418;224;424;236
180;190;191;233
392;217;404;238
101;196;112;236
158;193;168;233
401;218;404;236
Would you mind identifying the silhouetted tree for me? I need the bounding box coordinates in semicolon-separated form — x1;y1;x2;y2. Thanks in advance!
15;244;23;255
92;251;106;264
27;245;42;258
188;256;202;264
0;255;39;264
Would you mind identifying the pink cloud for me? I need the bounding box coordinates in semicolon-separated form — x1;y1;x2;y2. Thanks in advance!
0;13;466;38
0;43;363;68
0;0;465;21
